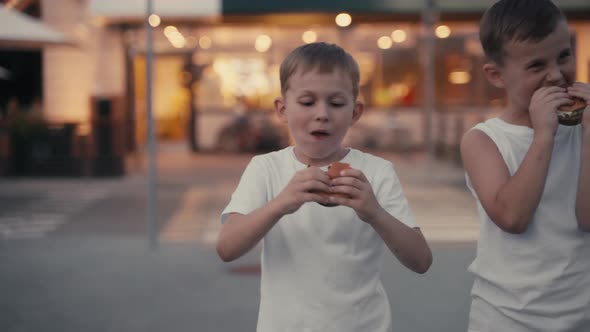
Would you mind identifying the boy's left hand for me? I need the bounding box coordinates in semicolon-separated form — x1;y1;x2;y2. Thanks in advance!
567;82;590;129
327;168;382;223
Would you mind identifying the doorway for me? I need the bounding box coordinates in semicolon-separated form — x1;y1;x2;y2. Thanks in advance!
133;54;190;147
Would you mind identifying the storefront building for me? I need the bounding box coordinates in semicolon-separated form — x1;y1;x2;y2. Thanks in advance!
40;0;590;155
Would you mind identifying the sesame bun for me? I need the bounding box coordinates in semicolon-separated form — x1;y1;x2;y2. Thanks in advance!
314;162;351;207
557;97;586;126
326;162;351;179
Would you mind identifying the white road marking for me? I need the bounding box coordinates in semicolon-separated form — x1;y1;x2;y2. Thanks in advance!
0;188;108;240
161;184;231;244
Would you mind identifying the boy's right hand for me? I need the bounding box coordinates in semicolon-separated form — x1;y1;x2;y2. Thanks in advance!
529;86;571;135
273;166;332;215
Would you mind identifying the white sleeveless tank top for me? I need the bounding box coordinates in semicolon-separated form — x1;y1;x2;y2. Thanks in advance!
466;118;590;331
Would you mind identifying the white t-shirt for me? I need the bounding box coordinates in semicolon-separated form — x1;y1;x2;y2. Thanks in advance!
222;146;417;332
466;118;590;332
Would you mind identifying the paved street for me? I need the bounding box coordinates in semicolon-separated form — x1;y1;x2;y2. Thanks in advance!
0;144;479;332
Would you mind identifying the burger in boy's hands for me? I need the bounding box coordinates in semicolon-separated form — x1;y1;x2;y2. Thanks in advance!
311;162;351;207
558;97;586;126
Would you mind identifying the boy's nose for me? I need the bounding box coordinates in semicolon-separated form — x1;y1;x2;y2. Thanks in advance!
314;103;329;121
545;66;565;85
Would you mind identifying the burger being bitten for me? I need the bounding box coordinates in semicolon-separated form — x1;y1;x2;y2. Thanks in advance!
557;97;586;126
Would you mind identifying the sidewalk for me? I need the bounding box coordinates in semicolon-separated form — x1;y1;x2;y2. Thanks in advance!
150;148;479;248
376;151;480;243
0;147;479;243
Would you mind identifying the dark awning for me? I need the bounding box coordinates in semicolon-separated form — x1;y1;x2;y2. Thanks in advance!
222;0;590;16
88;0;590;23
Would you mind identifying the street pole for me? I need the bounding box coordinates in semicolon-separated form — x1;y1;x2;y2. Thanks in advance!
146;0;158;249
422;0;437;160
186;53;198;152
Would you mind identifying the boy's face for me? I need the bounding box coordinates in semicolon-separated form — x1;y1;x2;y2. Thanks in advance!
484;20;575;113
275;67;363;165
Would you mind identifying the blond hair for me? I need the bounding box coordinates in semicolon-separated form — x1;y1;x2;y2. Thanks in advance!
279;42;360;99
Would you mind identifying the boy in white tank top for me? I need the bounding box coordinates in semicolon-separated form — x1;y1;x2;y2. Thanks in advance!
461;0;590;331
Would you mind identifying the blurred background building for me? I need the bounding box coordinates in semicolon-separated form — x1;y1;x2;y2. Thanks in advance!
1;0;590;175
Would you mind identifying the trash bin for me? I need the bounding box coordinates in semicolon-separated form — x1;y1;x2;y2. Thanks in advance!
10;121;82;176
0;122;10;175
91;97;126;176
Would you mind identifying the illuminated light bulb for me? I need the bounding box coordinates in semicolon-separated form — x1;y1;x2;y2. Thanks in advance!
377;36;393;49
448;71;471;84
255;34;272;53
164;26;178;37
435;25;451;38
148;14;161;27
302;30;317;44
391;29;407;43
199;36;212;49
335;13;352;27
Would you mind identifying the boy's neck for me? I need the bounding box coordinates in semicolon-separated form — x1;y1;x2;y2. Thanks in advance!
294;146;350;167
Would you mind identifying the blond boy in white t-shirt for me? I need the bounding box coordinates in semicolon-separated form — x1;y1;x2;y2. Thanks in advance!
218;42;432;332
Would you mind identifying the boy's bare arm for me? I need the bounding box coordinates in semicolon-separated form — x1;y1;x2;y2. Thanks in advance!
217;167;331;262
577;129;590;231
216;202;284;262
461;129;553;234
367;211;432;274
568;82;590;230
328;169;432;273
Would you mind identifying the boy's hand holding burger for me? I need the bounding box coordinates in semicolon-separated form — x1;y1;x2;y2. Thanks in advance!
308;161;391;224
311;162;352;207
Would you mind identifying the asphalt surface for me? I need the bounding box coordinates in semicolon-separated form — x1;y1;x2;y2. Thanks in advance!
0;144;479;332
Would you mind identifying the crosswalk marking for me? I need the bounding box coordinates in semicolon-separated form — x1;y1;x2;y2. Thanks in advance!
162;182;480;245
161;188;207;242
404;186;479;242
0;177;479;243
161;184;231;244
0;188;108;240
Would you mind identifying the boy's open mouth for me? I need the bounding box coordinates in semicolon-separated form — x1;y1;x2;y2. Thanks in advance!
311;130;330;138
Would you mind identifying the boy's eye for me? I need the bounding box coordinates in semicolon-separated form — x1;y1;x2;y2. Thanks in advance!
527;62;544;71
558;50;571;62
299;100;314;107
330;98;347;107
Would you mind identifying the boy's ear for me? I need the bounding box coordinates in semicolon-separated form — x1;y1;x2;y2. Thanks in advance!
274;97;287;123
483;63;505;89
351;101;364;124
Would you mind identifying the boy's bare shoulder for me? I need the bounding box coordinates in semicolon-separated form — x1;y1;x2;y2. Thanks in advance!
350;149;395;170
460;128;504;165
461;128;495;153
